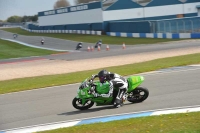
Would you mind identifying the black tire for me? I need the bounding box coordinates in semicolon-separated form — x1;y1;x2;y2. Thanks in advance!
72;97;94;110
127;87;149;103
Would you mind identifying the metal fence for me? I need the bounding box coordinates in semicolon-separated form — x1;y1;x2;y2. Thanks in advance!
151;17;200;33
1;22;24;28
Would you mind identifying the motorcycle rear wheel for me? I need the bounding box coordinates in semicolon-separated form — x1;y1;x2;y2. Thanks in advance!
72;97;94;110
127;87;149;103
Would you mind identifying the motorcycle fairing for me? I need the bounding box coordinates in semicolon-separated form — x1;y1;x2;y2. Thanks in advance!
127;76;144;92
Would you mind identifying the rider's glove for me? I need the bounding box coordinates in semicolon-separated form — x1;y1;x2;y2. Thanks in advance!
90;75;96;84
89;86;95;94
91;75;96;80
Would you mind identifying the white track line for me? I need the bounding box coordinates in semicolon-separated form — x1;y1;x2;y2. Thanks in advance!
1;105;200;133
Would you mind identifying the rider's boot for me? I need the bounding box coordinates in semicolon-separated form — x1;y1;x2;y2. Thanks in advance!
114;97;123;108
113;88;127;108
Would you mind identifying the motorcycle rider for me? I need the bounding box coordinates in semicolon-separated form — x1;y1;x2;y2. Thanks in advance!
90;70;128;108
95;39;102;48
41;37;45;45
76;42;83;50
13;33;18;39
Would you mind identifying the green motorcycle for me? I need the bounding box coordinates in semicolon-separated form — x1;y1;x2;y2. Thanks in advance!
72;75;149;110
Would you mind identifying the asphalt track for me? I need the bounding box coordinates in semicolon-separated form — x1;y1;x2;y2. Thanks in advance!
1;30;200;63
1;66;200;130
0;30;200;131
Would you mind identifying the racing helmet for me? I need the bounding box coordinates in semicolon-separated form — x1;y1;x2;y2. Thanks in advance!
98;70;109;83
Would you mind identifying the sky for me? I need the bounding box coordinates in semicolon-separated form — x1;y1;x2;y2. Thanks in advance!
0;0;75;20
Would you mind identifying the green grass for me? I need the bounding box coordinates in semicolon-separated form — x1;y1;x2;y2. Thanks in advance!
2;28;182;45
38;112;200;133
0;39;60;59
0;53;200;94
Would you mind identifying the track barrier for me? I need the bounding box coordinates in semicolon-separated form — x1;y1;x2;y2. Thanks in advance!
97;46;101;51
87;46;91;52
106;45;110;51
122;43;126;49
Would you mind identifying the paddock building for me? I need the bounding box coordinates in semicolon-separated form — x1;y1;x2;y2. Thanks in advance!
26;0;200;35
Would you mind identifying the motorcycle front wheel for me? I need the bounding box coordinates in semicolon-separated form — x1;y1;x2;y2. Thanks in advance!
127;87;149;103
72;97;94;110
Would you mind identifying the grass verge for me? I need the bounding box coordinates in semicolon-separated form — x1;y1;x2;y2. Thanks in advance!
0;53;200;94
2;28;182;45
38;111;200;133
0;39;60;59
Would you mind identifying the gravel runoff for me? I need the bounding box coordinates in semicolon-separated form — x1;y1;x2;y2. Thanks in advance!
0;47;200;81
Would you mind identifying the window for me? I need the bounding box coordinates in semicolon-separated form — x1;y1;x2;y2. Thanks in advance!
132;0;152;6
178;0;187;3
102;0;118;10
177;14;184;18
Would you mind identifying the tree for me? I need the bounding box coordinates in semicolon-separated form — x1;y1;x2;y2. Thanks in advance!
75;0;99;5
54;0;70;9
31;15;38;22
21;16;30;22
0;20;3;26
7;16;22;23
21;15;38;22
